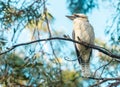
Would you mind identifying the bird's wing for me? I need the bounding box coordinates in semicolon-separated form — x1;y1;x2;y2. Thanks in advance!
83;23;94;63
72;30;81;64
88;49;92;62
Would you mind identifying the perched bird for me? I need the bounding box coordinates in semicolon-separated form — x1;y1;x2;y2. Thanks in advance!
66;14;95;77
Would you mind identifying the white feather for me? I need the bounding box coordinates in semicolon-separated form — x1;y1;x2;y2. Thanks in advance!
73;14;95;77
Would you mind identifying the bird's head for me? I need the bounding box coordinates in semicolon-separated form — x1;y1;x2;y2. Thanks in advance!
66;14;88;20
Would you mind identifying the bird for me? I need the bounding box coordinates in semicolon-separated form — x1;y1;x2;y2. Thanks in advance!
66;14;95;77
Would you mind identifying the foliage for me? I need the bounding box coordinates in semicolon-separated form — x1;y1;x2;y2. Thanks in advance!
0;52;84;86
26;12;54;32
66;0;98;14
95;38;120;63
0;0;120;87
105;0;120;45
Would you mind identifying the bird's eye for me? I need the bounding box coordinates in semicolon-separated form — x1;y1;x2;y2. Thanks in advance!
74;14;79;17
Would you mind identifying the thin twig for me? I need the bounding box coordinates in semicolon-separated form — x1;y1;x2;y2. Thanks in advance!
64;56;77;61
100;59;113;77
89;77;120;87
93;59;113;77
43;0;62;83
90;79;108;87
108;81;120;87
43;0;52;37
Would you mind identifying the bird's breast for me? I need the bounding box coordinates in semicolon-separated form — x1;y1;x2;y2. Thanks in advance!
73;21;94;43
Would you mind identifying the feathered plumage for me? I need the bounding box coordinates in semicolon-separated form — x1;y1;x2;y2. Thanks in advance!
66;14;95;77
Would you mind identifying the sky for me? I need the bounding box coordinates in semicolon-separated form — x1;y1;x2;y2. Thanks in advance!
17;0;115;44
47;0;115;42
39;0;116;71
16;0;115;68
16;0;115;66
0;1;118;86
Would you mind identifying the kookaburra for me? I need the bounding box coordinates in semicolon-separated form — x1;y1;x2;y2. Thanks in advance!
66;14;95;77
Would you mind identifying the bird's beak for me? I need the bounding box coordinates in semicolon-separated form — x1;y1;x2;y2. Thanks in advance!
66;15;75;20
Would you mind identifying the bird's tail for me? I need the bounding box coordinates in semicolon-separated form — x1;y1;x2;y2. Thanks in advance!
81;63;91;77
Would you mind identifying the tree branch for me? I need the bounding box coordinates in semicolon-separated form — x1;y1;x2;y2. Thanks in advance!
0;37;120;60
88;77;120;87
